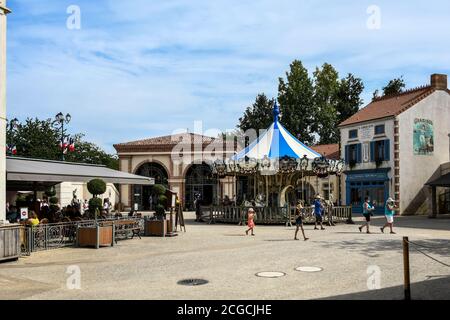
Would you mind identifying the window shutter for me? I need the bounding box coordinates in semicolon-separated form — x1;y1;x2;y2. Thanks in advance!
370;141;375;162
384;139;390;161
356;144;362;163
345;145;349;164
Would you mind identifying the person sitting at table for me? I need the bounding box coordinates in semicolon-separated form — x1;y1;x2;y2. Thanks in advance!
27;211;40;227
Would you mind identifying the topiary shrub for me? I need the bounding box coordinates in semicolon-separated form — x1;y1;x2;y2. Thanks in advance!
158;195;168;207
87;179;107;197
49;197;59;205
89;197;103;218
45;186;56;198
152;184;166;196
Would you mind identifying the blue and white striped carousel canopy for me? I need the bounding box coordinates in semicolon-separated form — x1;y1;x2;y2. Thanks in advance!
232;110;321;161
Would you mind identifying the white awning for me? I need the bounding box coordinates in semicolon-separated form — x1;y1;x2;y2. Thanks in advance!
6;157;154;186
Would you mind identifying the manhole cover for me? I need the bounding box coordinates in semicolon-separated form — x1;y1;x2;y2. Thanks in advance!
255;271;286;278
295;266;323;272
177;279;209;286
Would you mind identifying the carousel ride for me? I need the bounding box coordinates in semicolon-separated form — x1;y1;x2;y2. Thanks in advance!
209;103;345;223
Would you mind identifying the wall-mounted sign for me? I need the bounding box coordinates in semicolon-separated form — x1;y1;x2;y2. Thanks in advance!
359;124;374;141
413;118;434;155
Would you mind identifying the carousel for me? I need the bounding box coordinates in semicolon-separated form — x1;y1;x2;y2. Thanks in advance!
206;103;348;225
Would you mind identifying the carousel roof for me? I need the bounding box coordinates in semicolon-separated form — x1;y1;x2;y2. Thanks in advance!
233;103;321;160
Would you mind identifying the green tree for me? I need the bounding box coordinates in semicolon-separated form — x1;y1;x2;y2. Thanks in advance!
336;73;365;126
373;76;406;100
238;93;275;133
383;76;405;95
278;60;316;145
65;134;119;170
313;63;339;144
6;117;118;169
7;118;60;160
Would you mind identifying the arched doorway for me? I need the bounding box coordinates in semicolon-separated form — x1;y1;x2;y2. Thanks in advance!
133;162;169;210
184;163;217;210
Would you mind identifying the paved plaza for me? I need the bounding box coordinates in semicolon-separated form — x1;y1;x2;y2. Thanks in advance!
0;213;449;300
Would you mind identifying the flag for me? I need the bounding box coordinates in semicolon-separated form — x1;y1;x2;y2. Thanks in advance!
69;138;75;152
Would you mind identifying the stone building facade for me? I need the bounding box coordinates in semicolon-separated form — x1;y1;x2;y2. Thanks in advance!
339;74;450;215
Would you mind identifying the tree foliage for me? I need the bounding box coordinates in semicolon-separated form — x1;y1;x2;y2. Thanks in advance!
313;63;339;144
373;76;406;100
382;76;405;96
236;60;365;145
6;117;118;169
336;73;365;124
87;178;107;197
278;60;316;145
238;93;275;133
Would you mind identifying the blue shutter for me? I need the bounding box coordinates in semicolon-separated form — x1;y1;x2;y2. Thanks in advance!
356;143;362;163
384;139;390;161
370;141;375;162
345;145;349;164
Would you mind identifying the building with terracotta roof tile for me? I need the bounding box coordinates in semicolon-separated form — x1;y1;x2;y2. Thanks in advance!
339;74;450;216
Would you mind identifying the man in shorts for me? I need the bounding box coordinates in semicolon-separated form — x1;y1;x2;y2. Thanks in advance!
313;195;325;230
381;197;396;234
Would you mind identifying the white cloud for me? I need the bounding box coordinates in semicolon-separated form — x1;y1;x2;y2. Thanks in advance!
7;0;450;153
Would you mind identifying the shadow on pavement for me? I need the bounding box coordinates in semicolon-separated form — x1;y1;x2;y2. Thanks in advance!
320;276;450;300
314;238;450;257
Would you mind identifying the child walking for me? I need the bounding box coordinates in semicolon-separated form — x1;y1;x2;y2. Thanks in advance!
245;208;256;236
294;200;309;241
359;197;375;234
381;197;397;234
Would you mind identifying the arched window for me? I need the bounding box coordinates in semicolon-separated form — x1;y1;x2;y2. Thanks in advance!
135;162;168;186
184;163;217;210
133;162;169;210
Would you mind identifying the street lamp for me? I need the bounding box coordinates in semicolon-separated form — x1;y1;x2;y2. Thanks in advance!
53;112;72;161
6;118;19;156
299;155;309;201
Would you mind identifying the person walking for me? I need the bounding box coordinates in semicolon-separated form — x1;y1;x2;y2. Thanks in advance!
245;207;256;236
359;196;375;233
381;197;397;234
313;195;325;230
294;200;309;241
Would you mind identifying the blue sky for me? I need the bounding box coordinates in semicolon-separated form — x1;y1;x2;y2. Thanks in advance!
6;0;450;153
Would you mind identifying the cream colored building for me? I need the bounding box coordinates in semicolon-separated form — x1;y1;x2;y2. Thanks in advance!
114;133;237;210
55;182;119;207
339;74;450;215
0;1;11;222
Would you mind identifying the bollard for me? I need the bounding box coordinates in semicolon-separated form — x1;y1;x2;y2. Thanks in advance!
403;236;411;300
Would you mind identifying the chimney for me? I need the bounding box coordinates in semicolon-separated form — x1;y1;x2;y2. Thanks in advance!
430;74;447;90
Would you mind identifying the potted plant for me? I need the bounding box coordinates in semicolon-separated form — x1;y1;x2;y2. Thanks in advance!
144;184;170;236
77;178;113;248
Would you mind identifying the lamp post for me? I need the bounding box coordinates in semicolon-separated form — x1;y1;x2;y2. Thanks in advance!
299;155;309;201
6;117;18;156
53;112;71;161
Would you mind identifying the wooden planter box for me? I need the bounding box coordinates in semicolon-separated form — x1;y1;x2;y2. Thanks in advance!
144;220;172;237
0;224;21;262
77;226;113;248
